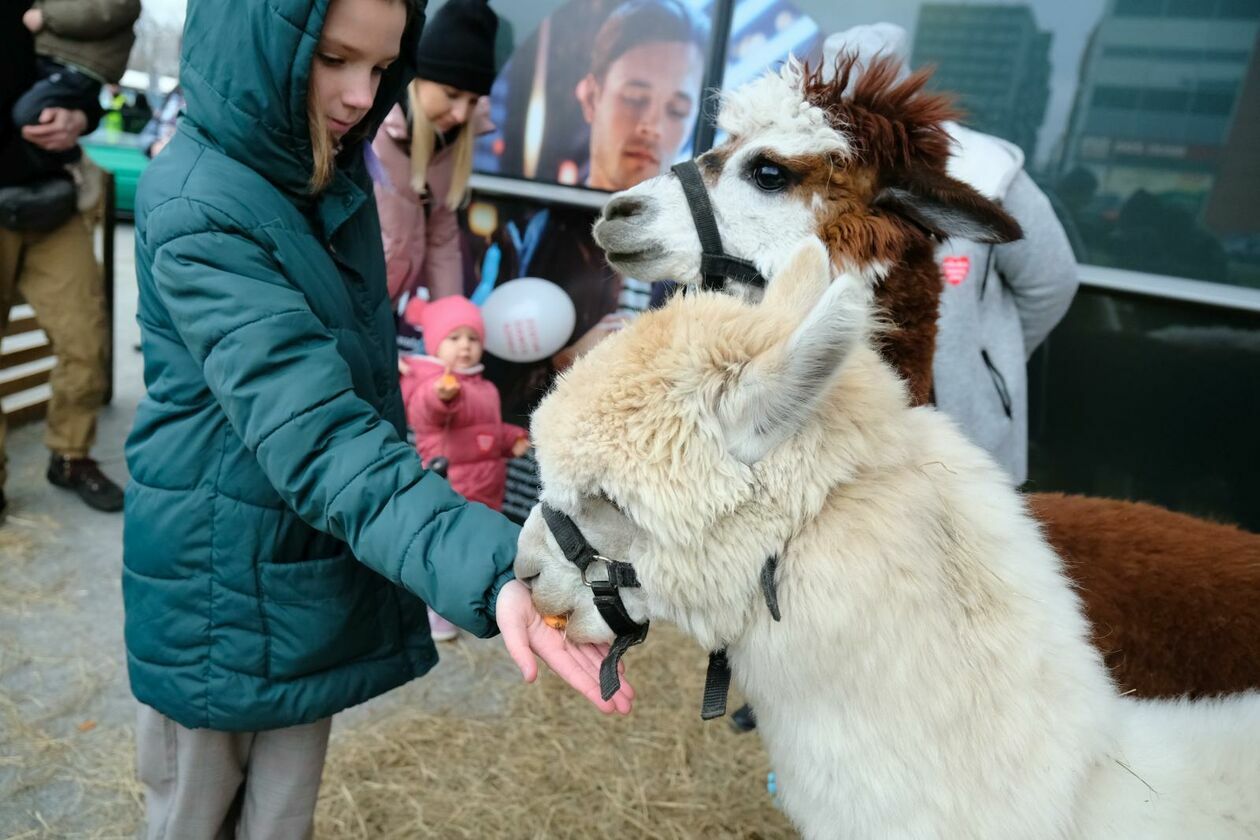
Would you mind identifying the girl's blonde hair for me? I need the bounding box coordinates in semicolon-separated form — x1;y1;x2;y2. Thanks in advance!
406;80;475;211
307;97;337;194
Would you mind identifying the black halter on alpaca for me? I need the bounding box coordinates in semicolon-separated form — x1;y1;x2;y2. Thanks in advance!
540;504;647;702
540;502;782;719
671;160;770;291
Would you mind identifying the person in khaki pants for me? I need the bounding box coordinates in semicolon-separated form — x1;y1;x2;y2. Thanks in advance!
0;204;122;516
2;2;125;519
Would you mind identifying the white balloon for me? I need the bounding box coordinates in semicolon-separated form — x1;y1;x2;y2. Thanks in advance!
481;277;577;363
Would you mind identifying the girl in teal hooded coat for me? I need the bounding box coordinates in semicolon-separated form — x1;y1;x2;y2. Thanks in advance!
126;0;632;834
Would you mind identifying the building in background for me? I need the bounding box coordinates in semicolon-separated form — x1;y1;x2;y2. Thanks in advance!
1204;32;1260;260
1058;0;1259;246
911;3;1052;161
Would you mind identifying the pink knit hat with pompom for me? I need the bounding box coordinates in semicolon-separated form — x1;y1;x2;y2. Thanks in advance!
404;295;485;349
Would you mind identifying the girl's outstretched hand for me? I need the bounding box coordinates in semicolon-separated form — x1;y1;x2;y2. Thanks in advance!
496;579;634;715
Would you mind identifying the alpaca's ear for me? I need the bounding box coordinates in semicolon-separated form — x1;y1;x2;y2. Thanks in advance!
760;236;833;317
875;165;1022;244
720;241;868;464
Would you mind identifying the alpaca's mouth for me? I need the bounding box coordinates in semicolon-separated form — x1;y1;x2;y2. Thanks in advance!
592;217;664;266
604;246;664;265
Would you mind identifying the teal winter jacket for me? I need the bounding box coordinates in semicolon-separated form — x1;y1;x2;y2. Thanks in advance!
124;0;520;731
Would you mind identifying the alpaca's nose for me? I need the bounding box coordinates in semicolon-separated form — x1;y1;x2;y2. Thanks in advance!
603;196;646;222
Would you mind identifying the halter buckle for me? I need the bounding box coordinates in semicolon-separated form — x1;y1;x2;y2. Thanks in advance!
581;556;616;588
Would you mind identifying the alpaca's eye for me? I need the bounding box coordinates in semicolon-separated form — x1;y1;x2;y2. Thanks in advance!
751;161;790;192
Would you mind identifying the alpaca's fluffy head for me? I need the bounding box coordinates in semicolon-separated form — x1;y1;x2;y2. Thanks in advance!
515;238;875;647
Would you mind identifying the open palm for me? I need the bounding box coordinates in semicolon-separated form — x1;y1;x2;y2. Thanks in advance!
496;579;635;715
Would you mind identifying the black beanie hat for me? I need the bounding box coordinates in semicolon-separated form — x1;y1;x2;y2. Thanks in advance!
412;0;500;97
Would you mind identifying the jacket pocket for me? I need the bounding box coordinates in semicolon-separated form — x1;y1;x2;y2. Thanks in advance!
980;348;1013;419
259;553;399;680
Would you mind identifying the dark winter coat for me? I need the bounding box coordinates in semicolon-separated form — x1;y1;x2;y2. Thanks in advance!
125;0;520;731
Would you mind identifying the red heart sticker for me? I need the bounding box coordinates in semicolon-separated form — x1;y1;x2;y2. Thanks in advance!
942;255;970;286
477;434;495;452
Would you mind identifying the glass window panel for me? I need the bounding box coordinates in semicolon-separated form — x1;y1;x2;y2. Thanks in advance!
482;1;1259;290
1094;86;1141;109
1029;291;1260;531
1192;89;1239;115
1141;88;1192;111
756;0;1260;290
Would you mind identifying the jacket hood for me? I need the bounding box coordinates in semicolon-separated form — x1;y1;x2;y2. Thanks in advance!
823;23;1024;198
179;0;421;198
944;123;1023;200
822;23;912;84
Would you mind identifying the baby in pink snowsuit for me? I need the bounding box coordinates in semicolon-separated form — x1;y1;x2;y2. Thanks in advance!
400;295;529;642
400;295;529;511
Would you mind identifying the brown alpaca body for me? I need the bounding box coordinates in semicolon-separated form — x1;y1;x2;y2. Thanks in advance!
1032;493;1260;698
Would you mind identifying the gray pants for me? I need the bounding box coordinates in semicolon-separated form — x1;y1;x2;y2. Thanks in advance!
135;703;332;840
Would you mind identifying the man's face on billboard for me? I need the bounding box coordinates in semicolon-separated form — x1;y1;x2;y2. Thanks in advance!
580;40;704;192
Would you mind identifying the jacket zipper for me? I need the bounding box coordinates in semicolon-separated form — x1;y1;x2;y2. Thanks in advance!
978;245;995;299
980;348;1013;419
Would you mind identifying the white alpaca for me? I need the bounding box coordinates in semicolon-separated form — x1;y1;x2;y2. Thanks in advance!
514;239;1260;840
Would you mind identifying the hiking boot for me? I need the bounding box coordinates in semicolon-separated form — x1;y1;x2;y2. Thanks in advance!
730;702;758;733
47;455;124;512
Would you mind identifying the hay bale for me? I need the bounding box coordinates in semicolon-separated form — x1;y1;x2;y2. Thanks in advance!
317;625;793;839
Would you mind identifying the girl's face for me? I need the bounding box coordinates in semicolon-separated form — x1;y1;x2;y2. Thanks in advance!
417;80;481;133
436;326;483;369
310;0;407;139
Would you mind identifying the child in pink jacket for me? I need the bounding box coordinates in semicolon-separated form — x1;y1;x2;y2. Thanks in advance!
400;295;528;640
401;294;529;508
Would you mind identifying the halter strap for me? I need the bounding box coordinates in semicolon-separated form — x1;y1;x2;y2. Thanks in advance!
541;503;648;701
540;503;600;572
671;160;769;291
701;649;733;719
538;505;783;712
700;554;783;719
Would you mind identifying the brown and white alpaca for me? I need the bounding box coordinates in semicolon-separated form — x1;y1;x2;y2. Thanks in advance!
590;56;1260;699
515;239;1260;840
